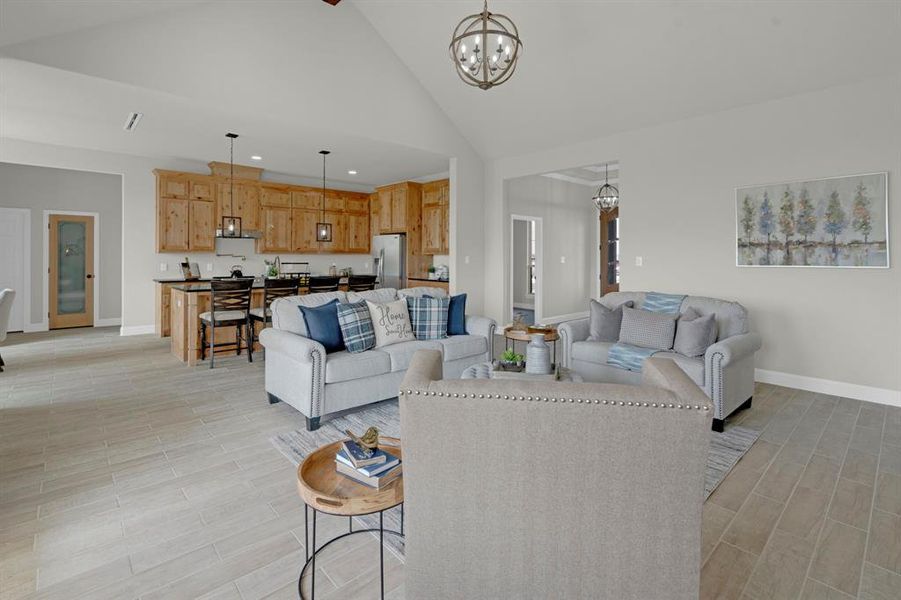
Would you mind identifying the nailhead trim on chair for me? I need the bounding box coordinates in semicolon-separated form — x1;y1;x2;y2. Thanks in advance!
399;389;709;410
710;350;726;419
309;348;324;418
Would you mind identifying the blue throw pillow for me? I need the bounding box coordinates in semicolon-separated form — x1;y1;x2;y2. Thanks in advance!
298;299;344;353
447;293;467;335
405;296;449;340
424;293;467;336
336;301;375;353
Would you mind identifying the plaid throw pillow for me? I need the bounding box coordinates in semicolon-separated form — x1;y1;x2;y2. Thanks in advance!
336;301;375;353
405;296;449;340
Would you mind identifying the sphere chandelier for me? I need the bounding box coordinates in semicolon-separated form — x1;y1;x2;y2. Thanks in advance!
449;0;523;90
592;163;619;212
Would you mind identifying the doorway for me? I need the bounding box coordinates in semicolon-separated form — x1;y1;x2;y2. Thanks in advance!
600;207;620;296
510;215;542;325
0;208;30;332
48;213;95;329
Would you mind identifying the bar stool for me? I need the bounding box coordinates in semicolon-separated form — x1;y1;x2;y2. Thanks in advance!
347;275;377;292
250;278;299;348
308;276;341;293
199;278;254;368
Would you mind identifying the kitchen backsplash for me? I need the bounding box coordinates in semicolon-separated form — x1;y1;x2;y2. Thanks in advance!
156;238;375;278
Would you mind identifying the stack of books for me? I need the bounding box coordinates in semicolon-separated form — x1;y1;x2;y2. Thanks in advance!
335;440;402;489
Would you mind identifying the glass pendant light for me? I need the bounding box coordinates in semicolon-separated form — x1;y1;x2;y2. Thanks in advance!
316;150;333;243
592;163;619;212
221;132;242;237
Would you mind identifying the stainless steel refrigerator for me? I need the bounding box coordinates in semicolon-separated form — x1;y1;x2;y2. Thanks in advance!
371;234;406;290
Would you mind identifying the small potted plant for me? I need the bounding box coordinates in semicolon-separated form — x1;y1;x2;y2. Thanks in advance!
264;259;279;279
499;348;525;371
427;265;437;280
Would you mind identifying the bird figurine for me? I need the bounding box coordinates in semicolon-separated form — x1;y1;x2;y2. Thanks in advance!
346;427;380;456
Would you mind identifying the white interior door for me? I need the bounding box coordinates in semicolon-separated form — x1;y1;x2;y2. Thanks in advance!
0;208;28;332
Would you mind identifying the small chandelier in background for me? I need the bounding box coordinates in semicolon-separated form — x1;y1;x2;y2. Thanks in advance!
316;150;333;243
449;0;522;90
592;163;619;213
221;132;242;238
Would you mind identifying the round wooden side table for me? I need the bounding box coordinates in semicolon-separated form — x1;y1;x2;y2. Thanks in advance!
503;326;560;366
296;436;404;600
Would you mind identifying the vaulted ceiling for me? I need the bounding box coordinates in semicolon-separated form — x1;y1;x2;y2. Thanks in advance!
1;0;898;175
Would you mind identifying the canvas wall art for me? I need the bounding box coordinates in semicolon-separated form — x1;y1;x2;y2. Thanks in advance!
736;172;888;268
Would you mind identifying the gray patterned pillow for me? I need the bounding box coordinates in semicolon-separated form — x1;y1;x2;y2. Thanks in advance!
674;308;718;357
619;307;677;350
588;300;634;342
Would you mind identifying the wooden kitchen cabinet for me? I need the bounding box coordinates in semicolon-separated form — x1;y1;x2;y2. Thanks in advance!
292;208;320;253
260;185;291;208
216;182;259;230
158;173;189;199
157;196;190;252
258;206;293;253
421;178;449;254
376;182;421;234
346;212;370;253
378;188;393;233
317;210;347;254
189;200;216;252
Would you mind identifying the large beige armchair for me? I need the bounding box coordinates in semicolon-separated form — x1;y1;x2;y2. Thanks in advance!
399;350;712;600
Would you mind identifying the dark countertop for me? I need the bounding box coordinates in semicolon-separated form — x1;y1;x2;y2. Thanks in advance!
407;276;449;283
154;277;213;283
169;279;266;292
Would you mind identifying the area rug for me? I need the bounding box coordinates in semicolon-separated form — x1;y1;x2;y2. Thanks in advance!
272;399;760;558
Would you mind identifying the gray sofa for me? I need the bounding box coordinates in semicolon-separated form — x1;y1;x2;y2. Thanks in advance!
559;291;761;431
259;287;495;430
399;350;711;600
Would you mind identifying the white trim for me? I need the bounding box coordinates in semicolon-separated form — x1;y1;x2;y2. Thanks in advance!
23;322;49;333
510;214;543;323
95;318;121;327
0;207;31;332
120;324;155;336
43;210;102;329
541;310;589;325
755;368;901;408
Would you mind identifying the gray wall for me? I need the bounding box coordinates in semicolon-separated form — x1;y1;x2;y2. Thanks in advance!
0;163;122;326
507;176;597;319
512;219;532;308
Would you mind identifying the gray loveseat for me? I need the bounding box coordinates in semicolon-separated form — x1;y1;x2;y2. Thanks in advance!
559;291;761;431
259;287;495;430
399;350;711;599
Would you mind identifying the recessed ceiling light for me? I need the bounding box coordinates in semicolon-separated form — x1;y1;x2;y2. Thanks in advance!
250;155;262;161
347;170;357;175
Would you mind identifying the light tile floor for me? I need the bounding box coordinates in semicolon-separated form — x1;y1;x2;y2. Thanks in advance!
0;328;898;599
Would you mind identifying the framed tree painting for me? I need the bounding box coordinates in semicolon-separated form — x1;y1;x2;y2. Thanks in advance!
736;172;888;268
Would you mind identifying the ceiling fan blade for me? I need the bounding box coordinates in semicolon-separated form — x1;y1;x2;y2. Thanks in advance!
322;0;341;5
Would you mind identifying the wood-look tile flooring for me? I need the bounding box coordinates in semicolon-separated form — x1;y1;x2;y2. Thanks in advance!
0;328;899;599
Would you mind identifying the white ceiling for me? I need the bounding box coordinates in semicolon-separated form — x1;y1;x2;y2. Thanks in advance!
1;0;899;172
356;0;901;159
541;164;619;188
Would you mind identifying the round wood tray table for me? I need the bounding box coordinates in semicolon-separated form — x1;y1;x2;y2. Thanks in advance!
296;436;403;600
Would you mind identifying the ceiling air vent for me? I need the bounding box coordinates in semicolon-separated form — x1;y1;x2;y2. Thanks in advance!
123;112;143;132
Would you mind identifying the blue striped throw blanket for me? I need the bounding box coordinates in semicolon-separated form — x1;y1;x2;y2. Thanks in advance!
607;292;687;372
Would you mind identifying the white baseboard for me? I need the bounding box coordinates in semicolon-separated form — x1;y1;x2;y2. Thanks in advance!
756;368;901;408
540;311;589;325
95;318;121;328
22;323;49;333
120;325;155;336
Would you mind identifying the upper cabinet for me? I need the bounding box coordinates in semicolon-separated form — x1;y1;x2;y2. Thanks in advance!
375;182;421;235
421;179;449;255
156;167;372;254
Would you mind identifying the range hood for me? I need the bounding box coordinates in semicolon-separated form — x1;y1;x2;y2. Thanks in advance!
215;229;262;239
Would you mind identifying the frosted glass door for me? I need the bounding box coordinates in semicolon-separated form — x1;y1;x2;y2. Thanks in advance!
49;214;94;329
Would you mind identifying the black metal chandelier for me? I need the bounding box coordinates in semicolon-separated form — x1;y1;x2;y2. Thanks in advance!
592;163;619;213
221;132;242;237
449;0;522;90
316;150;333;243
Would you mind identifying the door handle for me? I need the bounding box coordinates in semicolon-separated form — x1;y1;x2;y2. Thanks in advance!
86;274;94;279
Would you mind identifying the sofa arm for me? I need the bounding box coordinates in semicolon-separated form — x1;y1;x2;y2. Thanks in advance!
259;328;325;363
704;332;762;369
465;315;496;339
558;317;590;368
